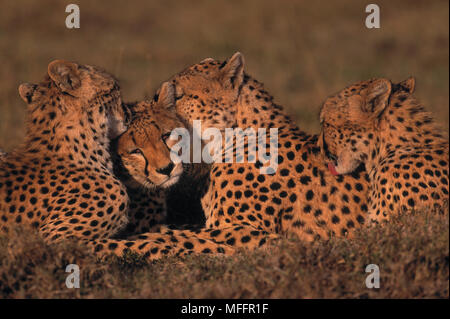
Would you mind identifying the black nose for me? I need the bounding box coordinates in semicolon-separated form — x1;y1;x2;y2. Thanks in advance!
156;162;175;176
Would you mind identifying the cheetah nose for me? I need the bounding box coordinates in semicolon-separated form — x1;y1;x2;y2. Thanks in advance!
157;162;175;176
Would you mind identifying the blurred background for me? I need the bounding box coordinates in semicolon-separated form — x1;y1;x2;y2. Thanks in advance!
0;0;448;150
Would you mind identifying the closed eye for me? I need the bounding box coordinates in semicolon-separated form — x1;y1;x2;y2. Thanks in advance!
322;138;337;161
324;122;338;130
162;132;172;142
327;151;338;162
175;87;184;100
129;149;143;155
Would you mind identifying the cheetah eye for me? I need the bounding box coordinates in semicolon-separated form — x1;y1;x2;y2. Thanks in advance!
175;86;184;100
129;149;143;155
61;91;76;98
161;132;172;142
328;152;338;162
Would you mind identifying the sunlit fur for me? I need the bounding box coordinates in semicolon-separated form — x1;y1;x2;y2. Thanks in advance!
117;87;188;189
0;60;130;241
320;77;449;222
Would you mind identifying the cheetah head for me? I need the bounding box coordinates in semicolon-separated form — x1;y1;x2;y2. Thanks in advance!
18;60;127;140
166;52;246;136
319;77;415;175
117;82;186;189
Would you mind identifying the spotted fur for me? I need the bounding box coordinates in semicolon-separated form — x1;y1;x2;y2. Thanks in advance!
0;60;236;261
319;77;449;223
113;83;207;236
0;60;130;243
106;53;372;260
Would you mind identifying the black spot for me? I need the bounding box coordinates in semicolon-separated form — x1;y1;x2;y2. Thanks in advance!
280;169;289;176
270;182;281;190
210;229;221;237
331;215;340;224
241;236;251;243
287;152;295;160
289;194;297;203
265;206;275;215
300;176;311;185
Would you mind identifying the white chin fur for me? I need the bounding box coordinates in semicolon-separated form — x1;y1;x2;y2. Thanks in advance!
335;161;359;175
158;175;181;189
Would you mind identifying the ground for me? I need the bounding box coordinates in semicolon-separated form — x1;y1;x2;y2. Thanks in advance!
0;207;447;298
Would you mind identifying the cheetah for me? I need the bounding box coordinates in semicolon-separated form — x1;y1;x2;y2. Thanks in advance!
113;83;207;237
0;60;131;243
101;52;372;260
319;77;449;223
117;84;186;191
0;60;234;261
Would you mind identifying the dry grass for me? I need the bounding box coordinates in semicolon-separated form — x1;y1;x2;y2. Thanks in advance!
0;208;448;298
0;0;448;149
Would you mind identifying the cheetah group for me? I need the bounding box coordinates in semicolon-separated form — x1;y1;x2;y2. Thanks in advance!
0;53;448;260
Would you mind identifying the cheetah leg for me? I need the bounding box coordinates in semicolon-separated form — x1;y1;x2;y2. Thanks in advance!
38;212;128;243
117;188;167;237
154;224;280;248
87;224;280;260
85;233;235;260
38;217;234;260
115;204;166;238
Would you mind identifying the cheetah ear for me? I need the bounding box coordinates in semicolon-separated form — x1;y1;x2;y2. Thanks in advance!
129;101;149;114
48;60;82;95
219;52;245;89
317;129;326;157
317;112;325;155
156;82;176;110
399;76;415;94
18;83;37;103
200;57;215;64
363;78;392;116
